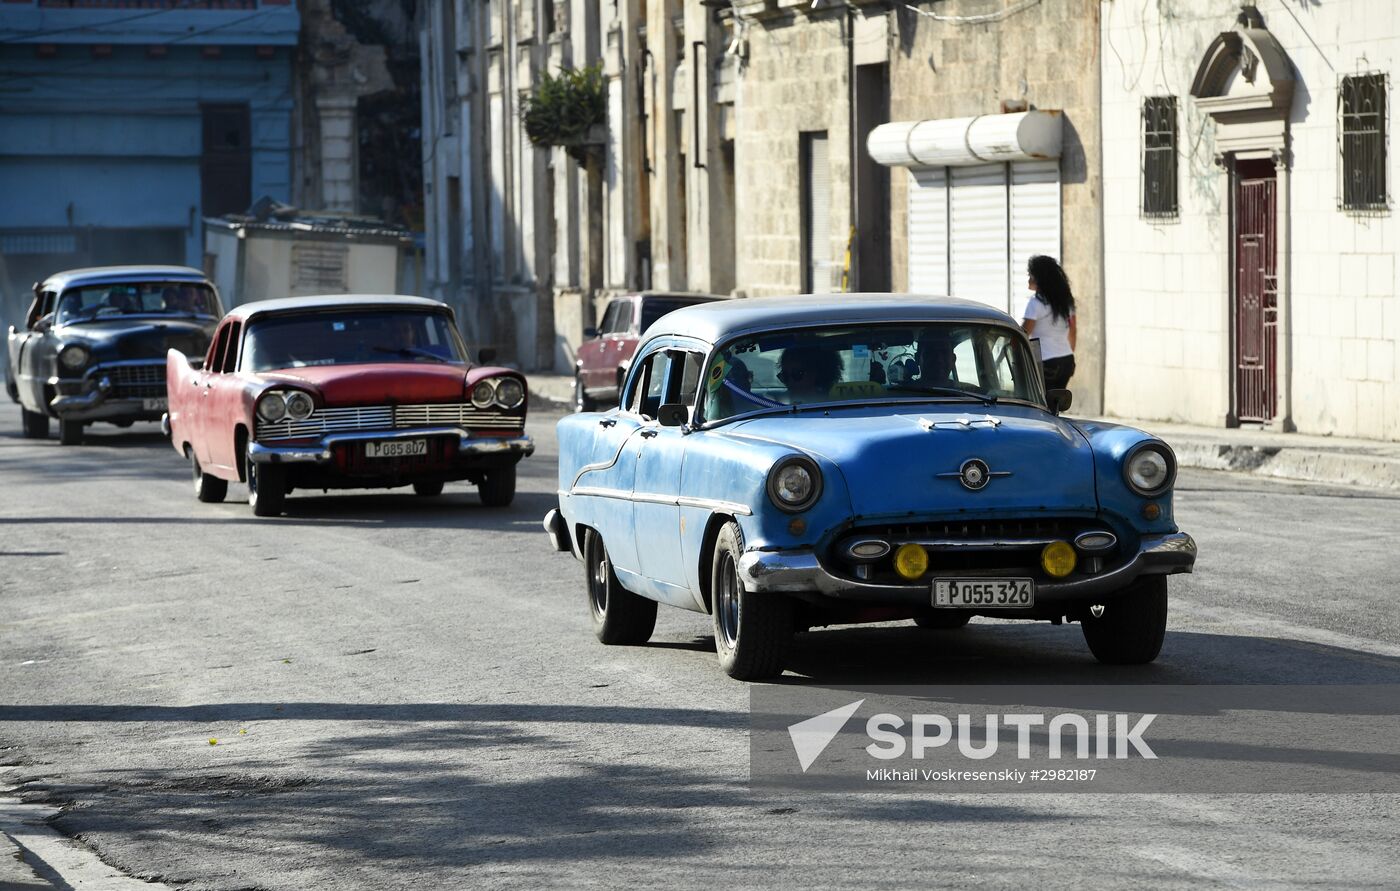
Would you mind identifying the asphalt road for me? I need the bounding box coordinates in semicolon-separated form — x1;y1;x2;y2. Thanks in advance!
1;407;1398;889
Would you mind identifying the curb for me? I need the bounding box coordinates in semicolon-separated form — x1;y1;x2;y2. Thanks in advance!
1168;439;1400;491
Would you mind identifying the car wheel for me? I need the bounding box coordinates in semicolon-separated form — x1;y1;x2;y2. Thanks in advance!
913;610;972;630
712;521;792;680
190;450;227;504
584;527;657;645
574;374;597;413
58;419;84;446
1081;576;1168;665
247;459;287;517
413;480;444;497
477;466;516;507
20;408;49;439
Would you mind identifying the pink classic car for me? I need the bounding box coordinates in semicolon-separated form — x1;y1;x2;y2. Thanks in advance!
164;294;533;516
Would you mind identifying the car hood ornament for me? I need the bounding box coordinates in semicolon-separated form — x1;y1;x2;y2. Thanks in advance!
937;458;1012;491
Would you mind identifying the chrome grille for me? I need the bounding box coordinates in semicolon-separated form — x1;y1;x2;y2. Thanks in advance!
256;402;525;442
89;362;167;399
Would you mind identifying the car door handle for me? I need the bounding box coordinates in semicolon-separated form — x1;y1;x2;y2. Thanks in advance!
599;418;616;428
640;429;658;439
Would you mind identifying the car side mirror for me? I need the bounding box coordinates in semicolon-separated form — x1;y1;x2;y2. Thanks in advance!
657;403;689;427
188;357;205;371
583;327;598;338
476;347;497;364
33;314;53;332
1047;389;1073;415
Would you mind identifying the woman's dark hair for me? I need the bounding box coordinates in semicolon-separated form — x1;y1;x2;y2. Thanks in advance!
1028;255;1075;323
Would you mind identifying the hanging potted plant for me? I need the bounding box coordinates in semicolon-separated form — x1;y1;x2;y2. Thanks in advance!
523;64;607;162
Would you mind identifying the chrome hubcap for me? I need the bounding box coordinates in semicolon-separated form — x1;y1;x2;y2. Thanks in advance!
717;553;741;649
589;537;608;618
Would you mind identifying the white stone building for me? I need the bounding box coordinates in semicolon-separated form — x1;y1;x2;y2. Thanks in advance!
1102;1;1399;440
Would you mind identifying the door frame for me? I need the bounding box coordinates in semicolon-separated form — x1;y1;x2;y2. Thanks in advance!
1222;148;1292;430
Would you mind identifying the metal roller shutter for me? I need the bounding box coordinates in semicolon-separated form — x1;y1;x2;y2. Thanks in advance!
949;163;1010;311
907;168;948;295
1009;160;1062;315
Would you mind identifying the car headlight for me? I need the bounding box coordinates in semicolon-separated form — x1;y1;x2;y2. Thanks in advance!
470;378;498;409
58;344;90;370
256;392;287;423
766;455;822;513
494;377;525;409
283;390;315;421
1124;443;1175;496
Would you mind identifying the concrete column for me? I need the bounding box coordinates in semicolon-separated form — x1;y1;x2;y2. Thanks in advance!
1273;146;1295;432
646;0;686;290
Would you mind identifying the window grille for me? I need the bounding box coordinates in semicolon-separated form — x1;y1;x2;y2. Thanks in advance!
1142;96;1178;218
1339;73;1388;212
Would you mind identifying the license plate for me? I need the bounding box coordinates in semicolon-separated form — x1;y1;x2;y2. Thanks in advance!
142;397;167;411
933;578;1035;608
365;439;428;459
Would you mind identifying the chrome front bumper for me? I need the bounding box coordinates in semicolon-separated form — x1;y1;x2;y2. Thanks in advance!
737;532;1197;604
248;427;535;465
50;391;164;422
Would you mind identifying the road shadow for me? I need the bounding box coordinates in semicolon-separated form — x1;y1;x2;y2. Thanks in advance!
775;623;1400;687
5;703;1063;882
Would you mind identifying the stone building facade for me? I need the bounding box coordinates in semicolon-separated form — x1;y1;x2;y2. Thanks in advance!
1101;1;1399;440
420;0;1104;409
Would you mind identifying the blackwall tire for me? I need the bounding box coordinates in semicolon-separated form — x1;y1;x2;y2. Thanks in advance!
1081;576;1168;665
711;521;792;680
584;527;657;645
574;374;597;413
191;451;227;503
413;480;445;497
478;466;516;507
248;459;287;517
20;408;49;439
58;419;84;446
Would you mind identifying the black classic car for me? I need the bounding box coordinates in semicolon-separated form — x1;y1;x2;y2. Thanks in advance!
6;266;223;445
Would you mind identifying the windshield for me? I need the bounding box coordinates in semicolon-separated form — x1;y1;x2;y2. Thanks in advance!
701;323;1042;422
55;282;220;324
242;310;467;372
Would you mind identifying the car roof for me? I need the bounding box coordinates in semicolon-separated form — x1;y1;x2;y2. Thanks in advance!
631;291;726;302
641;293;1021;344
42;265;211;292
227;294;451;322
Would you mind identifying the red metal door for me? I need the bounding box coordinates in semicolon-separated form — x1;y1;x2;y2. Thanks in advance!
1234;161;1277;423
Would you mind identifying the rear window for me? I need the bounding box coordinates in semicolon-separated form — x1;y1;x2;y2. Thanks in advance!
640;297;709;332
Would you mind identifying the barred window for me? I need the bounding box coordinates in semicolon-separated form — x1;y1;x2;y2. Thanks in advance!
1339;73;1388;211
1142;96;1178;218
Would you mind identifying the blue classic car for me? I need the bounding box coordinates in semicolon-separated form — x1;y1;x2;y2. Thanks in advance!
544;295;1196;680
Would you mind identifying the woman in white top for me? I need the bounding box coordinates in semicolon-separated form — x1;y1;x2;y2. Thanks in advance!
1021;255;1077;391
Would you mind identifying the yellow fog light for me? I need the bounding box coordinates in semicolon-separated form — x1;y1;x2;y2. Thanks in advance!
1041;541;1077;578
1142;502;1161;521
894;544;928;580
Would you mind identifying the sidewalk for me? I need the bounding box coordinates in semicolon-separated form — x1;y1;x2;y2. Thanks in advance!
524;373;1400;490
1;832;54;890
1097;416;1400;491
